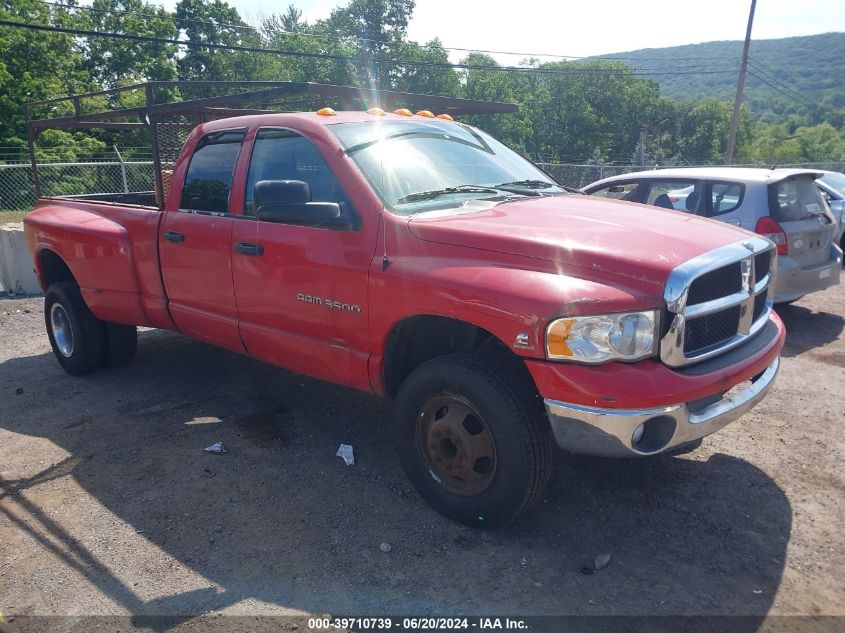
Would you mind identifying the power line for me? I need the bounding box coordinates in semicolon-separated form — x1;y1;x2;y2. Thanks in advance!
746;69;816;108
33;0;736;66
746;59;815;107
0;18;739;78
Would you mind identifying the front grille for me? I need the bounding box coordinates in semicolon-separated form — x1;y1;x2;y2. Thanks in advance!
687;262;742;304
755;252;771;282
684;306;741;354
660;239;776;366
752;292;768;322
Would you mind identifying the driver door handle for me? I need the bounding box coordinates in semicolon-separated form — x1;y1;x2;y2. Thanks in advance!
235;242;264;256
164;230;185;243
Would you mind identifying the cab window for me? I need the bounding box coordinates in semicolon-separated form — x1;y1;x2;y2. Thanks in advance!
180;130;245;213
244;128;354;218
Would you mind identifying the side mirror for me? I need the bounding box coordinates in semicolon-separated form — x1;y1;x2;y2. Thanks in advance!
257;201;343;225
255;179;311;206
607;185;625;193
254;179;350;228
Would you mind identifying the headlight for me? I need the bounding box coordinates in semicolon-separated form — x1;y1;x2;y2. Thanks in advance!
546;310;658;363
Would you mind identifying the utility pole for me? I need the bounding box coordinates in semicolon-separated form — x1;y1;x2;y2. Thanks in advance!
726;0;757;165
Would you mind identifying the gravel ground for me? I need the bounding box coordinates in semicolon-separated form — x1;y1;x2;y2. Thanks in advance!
0;286;843;631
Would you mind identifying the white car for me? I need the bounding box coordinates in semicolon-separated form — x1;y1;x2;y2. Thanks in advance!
582;167;842;303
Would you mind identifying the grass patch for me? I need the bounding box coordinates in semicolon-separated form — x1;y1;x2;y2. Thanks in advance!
0;210;29;224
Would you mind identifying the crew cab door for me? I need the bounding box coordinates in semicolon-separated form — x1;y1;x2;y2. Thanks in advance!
159;129;246;352
231;127;375;390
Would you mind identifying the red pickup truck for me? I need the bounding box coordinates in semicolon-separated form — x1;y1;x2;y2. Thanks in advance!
24;108;785;526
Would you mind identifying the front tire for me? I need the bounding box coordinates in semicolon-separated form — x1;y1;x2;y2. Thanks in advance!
395;353;552;527
45;281;106;376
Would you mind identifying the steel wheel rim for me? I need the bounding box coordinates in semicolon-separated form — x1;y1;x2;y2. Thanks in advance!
50;303;74;358
417;394;497;496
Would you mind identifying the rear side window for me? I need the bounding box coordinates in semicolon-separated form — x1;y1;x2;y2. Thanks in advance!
706;182;743;217
180;130;245;213
769;176;828;222
645;181;700;213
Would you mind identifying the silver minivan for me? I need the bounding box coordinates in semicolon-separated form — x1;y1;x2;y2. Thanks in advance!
583;168;843;303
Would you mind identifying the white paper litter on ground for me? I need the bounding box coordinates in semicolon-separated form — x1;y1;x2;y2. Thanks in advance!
204;441;226;454
336;443;354;466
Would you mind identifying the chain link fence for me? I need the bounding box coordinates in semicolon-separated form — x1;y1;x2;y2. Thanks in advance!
2;158;844;214
1;158;155;212
538;163;648;189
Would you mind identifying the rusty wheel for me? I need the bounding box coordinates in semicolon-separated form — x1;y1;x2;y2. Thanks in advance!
417;395;497;496
395;353;551;527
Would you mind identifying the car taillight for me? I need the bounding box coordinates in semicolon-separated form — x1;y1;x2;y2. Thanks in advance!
755;216;788;255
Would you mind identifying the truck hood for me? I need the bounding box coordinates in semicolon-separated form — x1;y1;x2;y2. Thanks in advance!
407;195;755;287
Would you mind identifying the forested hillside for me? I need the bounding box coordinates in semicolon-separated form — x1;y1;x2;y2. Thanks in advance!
592;33;845;124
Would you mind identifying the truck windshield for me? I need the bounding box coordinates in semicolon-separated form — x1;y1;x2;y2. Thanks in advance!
330;120;565;214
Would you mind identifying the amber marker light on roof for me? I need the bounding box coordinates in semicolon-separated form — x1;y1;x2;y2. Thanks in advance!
367;107;386;115
393;108;413;116
316;107;337;116
436;113;454;121
415;110;435;118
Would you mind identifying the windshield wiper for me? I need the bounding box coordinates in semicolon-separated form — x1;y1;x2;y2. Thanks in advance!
492;179;575;196
396;185;501;204
494;179;558;189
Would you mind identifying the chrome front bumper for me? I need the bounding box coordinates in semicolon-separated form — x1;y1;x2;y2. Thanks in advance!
544;357;780;458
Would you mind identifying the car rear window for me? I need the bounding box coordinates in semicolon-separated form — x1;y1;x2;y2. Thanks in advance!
768;176;828;222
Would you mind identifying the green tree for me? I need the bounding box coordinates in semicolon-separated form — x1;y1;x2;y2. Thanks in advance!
321;0;415;88
459;54;532;153
392;39;460;97
82;0;178;87
175;0;264;84
0;1;93;146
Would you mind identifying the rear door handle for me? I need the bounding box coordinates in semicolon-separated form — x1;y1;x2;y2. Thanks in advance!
164;230;185;243
235;242;264;256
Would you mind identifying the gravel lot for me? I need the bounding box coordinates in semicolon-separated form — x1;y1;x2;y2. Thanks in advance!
0;285;843;630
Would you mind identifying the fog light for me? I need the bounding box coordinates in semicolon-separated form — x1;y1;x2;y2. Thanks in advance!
632;423;645;445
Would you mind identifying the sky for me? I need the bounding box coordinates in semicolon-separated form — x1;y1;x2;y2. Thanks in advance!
219;0;845;62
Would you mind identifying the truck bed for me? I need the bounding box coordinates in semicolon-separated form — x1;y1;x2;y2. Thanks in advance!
47;191;159;208
24;196;173;331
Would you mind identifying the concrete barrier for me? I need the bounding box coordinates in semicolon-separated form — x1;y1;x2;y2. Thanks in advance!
0;223;41;295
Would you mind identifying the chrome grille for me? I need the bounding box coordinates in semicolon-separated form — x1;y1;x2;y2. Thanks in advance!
686;262;742;304
684;305;741;354
661;237;776;367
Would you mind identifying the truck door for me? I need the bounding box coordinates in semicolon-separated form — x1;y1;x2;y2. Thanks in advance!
159;129;246;353
231;127;375;390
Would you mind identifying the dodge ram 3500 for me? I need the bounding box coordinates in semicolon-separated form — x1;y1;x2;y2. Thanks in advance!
25;108;785;526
